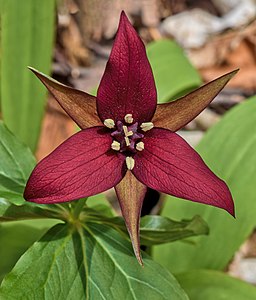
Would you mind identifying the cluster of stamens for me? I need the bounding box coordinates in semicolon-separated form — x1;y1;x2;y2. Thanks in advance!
104;114;154;170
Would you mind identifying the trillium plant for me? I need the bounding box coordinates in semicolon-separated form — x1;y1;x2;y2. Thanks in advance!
24;12;236;264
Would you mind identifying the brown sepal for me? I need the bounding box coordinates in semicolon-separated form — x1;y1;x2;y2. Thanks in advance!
152;69;239;131
29;67;102;129
115;171;147;265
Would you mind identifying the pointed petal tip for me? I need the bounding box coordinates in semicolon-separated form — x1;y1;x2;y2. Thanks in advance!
226;68;239;79
220;184;235;218
128;227;144;266
226;200;235;218
120;10;128;21
135;250;144;266
27;66;42;75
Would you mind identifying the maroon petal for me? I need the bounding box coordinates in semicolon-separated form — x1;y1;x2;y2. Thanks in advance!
132;128;234;216
115;171;147;265
24;127;125;203
97;11;157;123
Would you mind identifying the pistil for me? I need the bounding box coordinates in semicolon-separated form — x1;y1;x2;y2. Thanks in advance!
106;114;147;154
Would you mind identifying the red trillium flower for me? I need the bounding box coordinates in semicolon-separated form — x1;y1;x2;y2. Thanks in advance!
24;12;236;264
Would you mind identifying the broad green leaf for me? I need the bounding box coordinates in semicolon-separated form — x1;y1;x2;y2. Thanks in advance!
176;270;256;300
0;0;55;151
153;96;256;272
0;219;59;283
83;213;208;246
0;198;65;221
139;215;208;246
0;121;35;204
146;40;202;103
0;223;188;299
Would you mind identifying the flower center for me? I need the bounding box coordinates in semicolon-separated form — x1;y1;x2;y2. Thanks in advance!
111;121;144;153
104;114;154;170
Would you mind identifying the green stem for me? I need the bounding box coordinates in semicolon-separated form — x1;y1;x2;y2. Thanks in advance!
73;198;87;219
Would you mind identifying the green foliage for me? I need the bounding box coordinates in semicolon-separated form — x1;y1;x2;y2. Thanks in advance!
0;223;188;300
146;40;202;102
0;219;59;283
140;215;208;246
0;0;55;151
176;270;256;300
91;214;209;246
153;96;256;272
0;198;65;221
0;121;35;205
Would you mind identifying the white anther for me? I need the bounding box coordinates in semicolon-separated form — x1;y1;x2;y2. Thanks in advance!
136;141;144;151
104;119;115;129
140;122;154;132
111;141;120;151
126;157;135;170
123;125;133;137
124;114;133;124
124;137;130;146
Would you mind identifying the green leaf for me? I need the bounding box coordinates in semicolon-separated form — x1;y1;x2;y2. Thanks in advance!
176;270;256;300
0;0;55;151
82;212;208;246
146;40;202;103
0;121;35;204
153;96;256;272
139;215;208;246
0;223;188;299
86;193;115;217
0;219;59;283
0;198;65;221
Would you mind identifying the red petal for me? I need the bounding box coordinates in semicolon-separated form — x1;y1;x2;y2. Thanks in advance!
97;11;157;123
24;127;125;203
115;171;147;265
29;67;101;129
133;128;234;216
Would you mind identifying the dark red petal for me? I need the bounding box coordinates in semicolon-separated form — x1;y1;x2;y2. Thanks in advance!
133;128;234;216
115;171;147;265
152;69;238;132
24;127;125;203
97;11;157;123
29;67;101;129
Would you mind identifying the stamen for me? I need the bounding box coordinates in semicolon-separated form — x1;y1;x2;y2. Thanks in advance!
136;141;144;151
126;157;135;170
124;137;130;146
123;125;133;137
124;114;133;124
111;141;120;151
140;122;154;132
104;119;115;129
